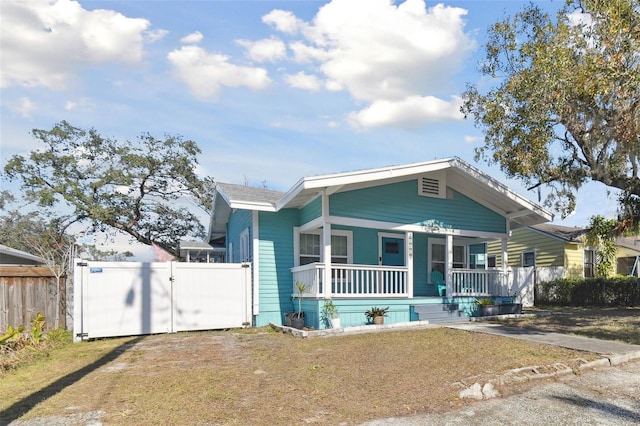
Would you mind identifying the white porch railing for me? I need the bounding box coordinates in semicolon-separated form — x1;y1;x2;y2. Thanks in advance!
291;263;408;298
451;269;506;296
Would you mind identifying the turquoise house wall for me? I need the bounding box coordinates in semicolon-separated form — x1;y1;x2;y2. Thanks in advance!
330;180;506;234
413;233;430;296
300;196;321;224
255;209;299;327
227;209;253;262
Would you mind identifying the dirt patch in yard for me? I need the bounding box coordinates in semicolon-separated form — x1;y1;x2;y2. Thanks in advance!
2;326;599;425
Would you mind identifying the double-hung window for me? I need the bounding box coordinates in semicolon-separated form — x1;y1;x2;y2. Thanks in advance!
297;229;352;266
522;250;536;267
584;249;595;278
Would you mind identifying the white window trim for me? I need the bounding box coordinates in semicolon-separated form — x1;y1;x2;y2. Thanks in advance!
583;247;596;278
293;227;353;267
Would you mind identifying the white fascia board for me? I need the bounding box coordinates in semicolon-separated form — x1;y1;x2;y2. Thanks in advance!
303;158;453;190
451;159;553;221
228;200;278;212
275;177;307;210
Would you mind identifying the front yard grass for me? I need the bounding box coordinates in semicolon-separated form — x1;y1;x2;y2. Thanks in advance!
1;324;601;425
496;306;640;345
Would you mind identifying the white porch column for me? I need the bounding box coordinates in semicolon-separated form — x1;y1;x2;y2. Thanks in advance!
445;234;453;296
322;190;332;298
406;231;414;298
501;236;509;296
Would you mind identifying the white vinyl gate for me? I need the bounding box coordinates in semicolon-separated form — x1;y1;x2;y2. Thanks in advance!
73;260;251;342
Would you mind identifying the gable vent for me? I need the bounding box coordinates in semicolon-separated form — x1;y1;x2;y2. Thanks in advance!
418;173;446;198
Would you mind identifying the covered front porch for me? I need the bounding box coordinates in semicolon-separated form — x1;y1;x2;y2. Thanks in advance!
291;262;509;298
290;261;518;329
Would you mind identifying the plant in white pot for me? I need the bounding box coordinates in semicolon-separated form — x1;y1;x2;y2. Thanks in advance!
322;299;341;329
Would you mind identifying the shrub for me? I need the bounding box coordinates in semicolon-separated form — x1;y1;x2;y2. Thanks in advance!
536;276;640;307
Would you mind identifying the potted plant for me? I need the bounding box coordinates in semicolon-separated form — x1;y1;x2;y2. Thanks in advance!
365;306;389;325
322;299;341;329
290;281;308;330
475;298;499;316
499;292;523;315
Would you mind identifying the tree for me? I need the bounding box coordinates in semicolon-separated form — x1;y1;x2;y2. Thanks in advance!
0;208;75;328
585;215;618;278
3;121;213;257
461;0;640;228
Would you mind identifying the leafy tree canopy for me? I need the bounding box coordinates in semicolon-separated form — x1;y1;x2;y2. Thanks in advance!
585;214;618;278
3;121;214;257
462;0;640;229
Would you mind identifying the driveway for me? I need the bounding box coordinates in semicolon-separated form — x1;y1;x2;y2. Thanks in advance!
365;351;640;425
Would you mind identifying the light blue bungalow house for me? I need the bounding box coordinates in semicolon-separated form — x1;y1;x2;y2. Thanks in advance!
208;158;552;328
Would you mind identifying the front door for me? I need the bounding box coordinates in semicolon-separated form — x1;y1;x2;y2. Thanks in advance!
381;236;405;266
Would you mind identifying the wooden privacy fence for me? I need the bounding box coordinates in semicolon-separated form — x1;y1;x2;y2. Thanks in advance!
0;266;66;331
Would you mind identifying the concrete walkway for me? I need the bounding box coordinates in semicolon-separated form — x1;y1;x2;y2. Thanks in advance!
447;322;640;365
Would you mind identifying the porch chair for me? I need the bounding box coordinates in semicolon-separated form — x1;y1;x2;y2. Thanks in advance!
431;270;447;297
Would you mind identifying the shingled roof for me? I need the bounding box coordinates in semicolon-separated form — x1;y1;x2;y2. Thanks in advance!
528;223;587;243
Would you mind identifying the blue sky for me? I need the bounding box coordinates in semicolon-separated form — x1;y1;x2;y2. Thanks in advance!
0;0;620;250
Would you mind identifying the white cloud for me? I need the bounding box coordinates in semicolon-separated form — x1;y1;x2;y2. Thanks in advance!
264;0;476;128
167;45;271;100
285;72;322;91
64;98;94;112
262;9;305;35
17;97;37;118
0;0;151;89
181;31;203;44
348;95;463;129
145;29;168;43
464;135;482;144
236;37;287;62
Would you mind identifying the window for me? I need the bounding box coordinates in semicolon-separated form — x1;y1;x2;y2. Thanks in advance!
331;234;348;264
470;253;486;270
296;229;352;266
522;250;536;267
584;249;595;277
429;240;466;275
487;255;497;268
453;245;465;268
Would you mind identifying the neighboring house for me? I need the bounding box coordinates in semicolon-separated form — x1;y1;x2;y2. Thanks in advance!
614;236;640;276
209;157;552;328
0;244;46;265
179;240;225;263
487;224;592;282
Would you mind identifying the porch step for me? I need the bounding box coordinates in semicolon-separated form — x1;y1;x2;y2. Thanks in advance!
412;303;468;324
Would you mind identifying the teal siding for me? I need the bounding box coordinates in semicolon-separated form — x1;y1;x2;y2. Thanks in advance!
227;209;252;262
312;299;414;328
300;196;321;225
413;233;429;296
330;180;506;234
351;227;383;265
256;209;299;326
